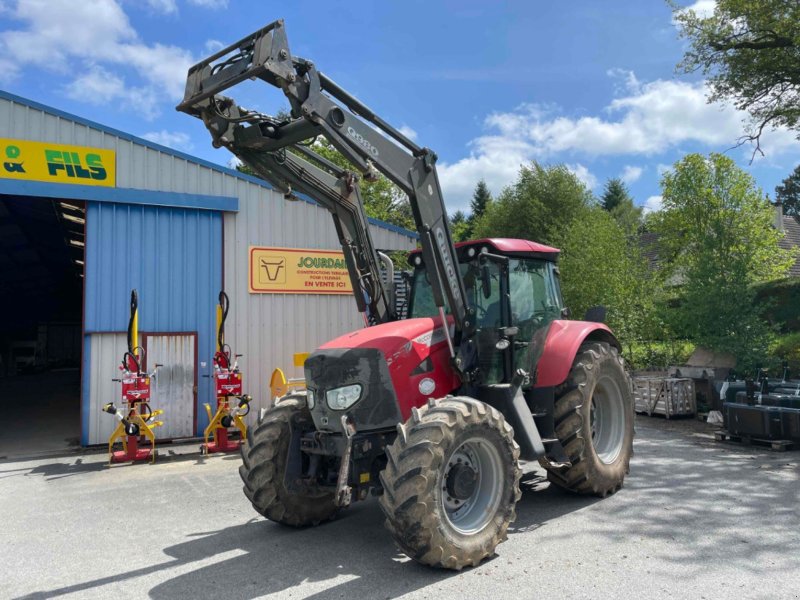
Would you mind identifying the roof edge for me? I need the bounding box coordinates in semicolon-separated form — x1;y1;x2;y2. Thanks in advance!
0;89;418;240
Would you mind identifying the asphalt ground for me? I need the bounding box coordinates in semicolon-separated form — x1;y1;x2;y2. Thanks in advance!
1;416;798;600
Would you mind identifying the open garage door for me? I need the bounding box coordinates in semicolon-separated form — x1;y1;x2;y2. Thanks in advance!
0;195;85;458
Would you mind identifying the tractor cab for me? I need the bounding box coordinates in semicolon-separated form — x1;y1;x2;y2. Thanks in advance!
407;238;565;385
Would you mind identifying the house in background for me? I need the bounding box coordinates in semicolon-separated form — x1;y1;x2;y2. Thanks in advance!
641;200;800;278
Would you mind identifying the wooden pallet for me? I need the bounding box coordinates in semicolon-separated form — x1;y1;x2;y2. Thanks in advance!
714;430;796;452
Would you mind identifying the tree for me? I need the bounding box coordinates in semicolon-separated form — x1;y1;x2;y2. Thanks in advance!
449;210;471;242
651;152;795;369
472;162;594;247
600;178;630;212
560;207;654;355
601;178;643;237
775;164;800;217
673;0;800;154
470;180;492;221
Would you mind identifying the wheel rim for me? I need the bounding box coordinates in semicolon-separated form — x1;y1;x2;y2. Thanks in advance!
441;438;503;535
590;375;625;464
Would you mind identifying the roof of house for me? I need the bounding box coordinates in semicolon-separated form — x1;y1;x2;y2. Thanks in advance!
778;214;800;277
640;214;800;277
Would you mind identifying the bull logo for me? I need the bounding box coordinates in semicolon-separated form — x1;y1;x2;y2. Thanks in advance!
259;256;286;284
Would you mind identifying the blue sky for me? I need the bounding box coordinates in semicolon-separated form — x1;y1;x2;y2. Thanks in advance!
1;0;797;214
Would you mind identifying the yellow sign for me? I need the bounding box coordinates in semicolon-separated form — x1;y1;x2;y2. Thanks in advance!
249;246;354;294
1;138;116;187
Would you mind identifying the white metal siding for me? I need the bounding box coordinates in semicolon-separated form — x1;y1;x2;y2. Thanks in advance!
87;333;127;445
144;334;195;439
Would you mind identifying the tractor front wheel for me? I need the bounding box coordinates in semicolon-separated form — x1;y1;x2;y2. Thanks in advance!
543;341;634;497
239;394;339;527
379;396;521;570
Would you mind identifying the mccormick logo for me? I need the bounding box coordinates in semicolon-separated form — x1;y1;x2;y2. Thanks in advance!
45;150;108;181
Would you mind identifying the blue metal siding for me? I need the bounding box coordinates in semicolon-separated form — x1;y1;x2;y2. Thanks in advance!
82;201;222;442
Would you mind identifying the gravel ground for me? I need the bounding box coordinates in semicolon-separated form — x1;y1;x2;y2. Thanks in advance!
0;416;798;600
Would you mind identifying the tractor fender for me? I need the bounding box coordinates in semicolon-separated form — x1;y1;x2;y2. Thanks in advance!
535;320;621;387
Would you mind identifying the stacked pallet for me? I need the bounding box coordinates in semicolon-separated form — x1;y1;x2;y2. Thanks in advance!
633;376;696;418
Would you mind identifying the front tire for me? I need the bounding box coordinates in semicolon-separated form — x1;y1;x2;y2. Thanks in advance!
543;341;634;497
379;397;521;570
239;394;339;527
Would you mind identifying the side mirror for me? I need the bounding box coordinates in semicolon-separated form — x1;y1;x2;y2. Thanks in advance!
560;307;571;319
583;305;606;323
481;264;492;299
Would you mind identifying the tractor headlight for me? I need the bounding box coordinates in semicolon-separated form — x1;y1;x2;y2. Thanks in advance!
306;389;315;409
326;384;362;410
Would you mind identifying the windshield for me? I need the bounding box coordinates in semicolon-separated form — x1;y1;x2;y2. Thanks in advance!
408;257;560;384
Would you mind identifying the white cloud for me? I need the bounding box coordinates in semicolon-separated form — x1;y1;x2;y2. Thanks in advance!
676;0;716;21
64;65;160;117
0;0;193;112
566;163;598;190
620;165;643;184
204;39;225;54
142;130;193;150
146;0;177;14
187;0;228;8
438;70;800;209
643;195;663;214
398;125;418;141
656;163;672;176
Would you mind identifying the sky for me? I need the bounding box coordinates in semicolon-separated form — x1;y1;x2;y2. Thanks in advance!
1;0;797;215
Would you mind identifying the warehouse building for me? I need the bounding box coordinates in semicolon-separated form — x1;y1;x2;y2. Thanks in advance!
0;90;416;453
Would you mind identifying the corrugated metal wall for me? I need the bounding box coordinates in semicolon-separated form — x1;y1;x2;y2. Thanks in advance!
86;333;127;446
82;202;221;443
144;334;196;440
2;92;417;440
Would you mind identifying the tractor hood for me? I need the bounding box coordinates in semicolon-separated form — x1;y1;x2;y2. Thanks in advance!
305;317;460;433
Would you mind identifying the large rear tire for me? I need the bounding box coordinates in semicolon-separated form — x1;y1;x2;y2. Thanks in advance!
239;394;339;527
379;397;521;570
543;341;634;497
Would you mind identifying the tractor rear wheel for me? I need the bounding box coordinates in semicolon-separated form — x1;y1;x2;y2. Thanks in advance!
543;341;634;497
379;396;521;570
239;394;339;527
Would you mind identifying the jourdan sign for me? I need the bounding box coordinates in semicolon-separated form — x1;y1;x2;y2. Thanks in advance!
1;139;116;187
249;247;354;295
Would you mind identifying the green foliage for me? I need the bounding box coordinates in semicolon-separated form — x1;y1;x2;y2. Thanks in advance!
472;162;594;246
601;178;630;212
449;210;471;242
755;277;800;331
771;332;800;373
600;178;643;237
628;340;696;371
775;164;800;217
651;152;795;370
470;179;492;220
673;0;800;152
559;207;655;350
466;180;492;238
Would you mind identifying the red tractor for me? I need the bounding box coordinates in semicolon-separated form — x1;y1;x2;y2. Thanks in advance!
178;20;633;570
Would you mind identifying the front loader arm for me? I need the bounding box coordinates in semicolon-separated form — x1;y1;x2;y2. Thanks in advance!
176;19;471;340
